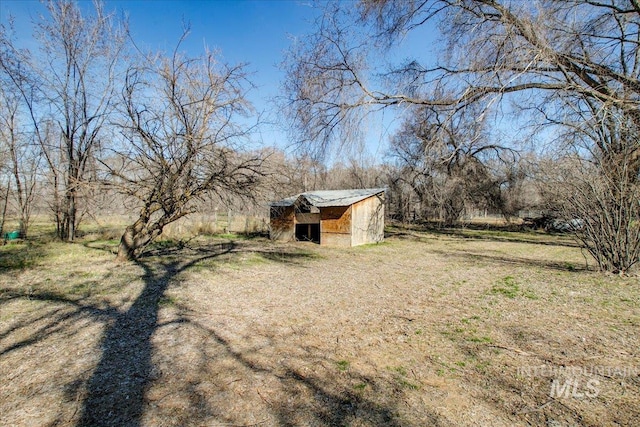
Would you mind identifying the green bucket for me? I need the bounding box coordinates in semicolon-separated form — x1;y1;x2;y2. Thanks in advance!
5;231;20;240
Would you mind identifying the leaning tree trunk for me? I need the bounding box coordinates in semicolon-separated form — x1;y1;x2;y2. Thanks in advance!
116;204;189;261
117;217;162;261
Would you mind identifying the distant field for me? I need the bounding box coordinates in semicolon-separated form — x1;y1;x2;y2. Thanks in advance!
1;212;269;243
0;225;638;426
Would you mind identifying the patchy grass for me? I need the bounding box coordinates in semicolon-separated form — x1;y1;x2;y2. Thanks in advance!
489;276;540;301
353;382;367;391
490;275;521;298
0;226;638;427
0;242;45;270
158;295;178;307
336;360;350;371
213;232;256;240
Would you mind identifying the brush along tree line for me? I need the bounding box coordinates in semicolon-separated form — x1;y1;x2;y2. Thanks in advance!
282;0;639;274
0;1;263;260
1;0;638;273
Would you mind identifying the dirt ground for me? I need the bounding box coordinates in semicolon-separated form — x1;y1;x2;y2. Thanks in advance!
0;226;638;426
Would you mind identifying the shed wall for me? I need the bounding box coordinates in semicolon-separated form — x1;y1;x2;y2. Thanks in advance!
350;194;385;246
270;191;385;246
270;206;295;241
319;205;351;246
295;213;320;224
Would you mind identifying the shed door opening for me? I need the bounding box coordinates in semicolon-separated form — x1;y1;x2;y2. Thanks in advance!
295;223;320;244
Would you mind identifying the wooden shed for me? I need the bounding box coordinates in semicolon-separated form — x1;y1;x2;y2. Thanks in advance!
269;188;385;247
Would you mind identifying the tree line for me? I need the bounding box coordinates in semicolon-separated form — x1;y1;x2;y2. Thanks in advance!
1;0;638;273
282;0;640;274
0;1;268;260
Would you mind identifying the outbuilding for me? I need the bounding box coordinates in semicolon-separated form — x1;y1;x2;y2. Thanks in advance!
269;188;385;247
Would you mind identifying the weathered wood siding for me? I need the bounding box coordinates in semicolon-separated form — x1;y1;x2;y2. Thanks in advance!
319;205;351;246
350;194;384;246
271;191;385;246
295;213;320;224
269;206;295;241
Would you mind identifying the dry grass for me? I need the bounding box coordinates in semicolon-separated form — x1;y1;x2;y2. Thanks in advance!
0;226;638;426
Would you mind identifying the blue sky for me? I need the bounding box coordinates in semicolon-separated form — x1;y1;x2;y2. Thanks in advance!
0;0;323;149
0;1;445;161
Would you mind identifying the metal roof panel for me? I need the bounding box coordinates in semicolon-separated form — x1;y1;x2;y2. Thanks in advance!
270;188;385;207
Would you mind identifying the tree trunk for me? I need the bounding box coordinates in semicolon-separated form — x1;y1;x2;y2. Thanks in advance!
117;226;140;261
9;141;26;238
443;197;463;226
65;159;79;241
116;213;166;261
0;183;10;239
51;173;64;240
67;189;76;242
117;221;153;261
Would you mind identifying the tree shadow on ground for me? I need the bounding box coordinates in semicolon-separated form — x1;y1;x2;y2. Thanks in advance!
386;223;580;248
254;248;322;265
76;239;430;427
0;294;115;357
429;248;592;273
161;315;415;427
76;244;236;426
441;321;640;427
0;241;50;271
1;240;418;426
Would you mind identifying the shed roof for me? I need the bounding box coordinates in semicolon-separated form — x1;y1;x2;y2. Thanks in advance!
270;188;385;208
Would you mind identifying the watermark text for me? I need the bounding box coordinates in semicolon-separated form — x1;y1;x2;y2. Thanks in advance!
517;365;638;399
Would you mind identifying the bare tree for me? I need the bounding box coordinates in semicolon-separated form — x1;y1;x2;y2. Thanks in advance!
0;80;40;238
539;142;640;274
109;35;264;261
491;157;532;222
387;104;513;224
0;131;8;238
567;161;640;274
284;0;640;273
0;1;127;241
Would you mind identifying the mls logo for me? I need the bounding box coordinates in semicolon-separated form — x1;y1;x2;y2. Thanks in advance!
550;378;600;398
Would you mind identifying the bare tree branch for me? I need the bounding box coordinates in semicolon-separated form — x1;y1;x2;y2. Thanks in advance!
109;33;264;260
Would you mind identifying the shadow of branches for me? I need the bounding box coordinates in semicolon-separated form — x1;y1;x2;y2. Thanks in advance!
76;243;236;426
158;314;412;427
0;240;417;426
429;248;591;272
386;224;580;248
0;241;50;271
